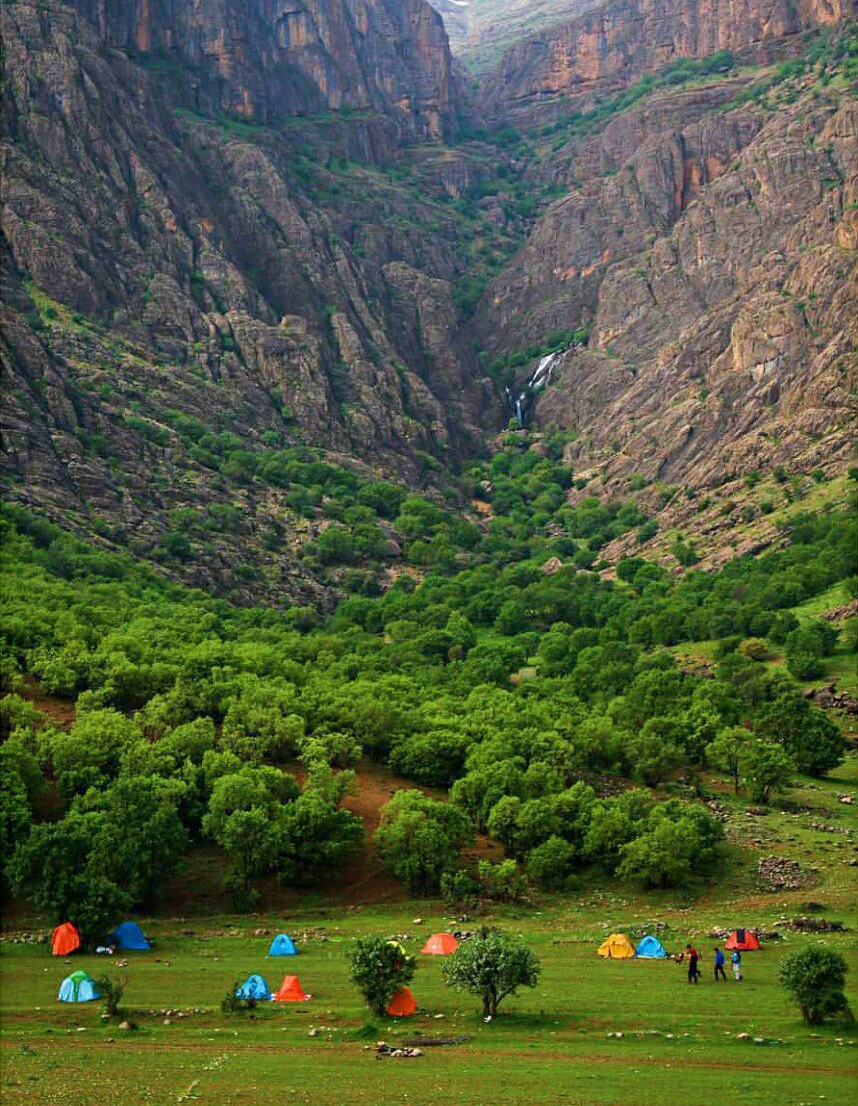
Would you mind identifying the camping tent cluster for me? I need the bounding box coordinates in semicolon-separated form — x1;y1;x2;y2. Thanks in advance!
234;934;310;1005
52;920;152;956
597;928;762;961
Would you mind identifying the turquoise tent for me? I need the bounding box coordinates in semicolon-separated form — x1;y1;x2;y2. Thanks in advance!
268;934;297;956
111;921;151;950
236;974;271;1001
635;935;668;959
58;971;100;1003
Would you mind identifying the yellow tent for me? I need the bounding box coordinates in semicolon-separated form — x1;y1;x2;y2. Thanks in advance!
597;933;635;959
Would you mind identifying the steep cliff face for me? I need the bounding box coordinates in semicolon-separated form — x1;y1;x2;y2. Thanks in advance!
494;71;858;566
0;0;505;604
68;0;457;137
485;0;853;113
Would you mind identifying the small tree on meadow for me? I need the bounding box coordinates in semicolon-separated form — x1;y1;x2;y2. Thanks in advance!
707;726;751;794
779;947;852;1025
742;740;794;804
348;935;417;1018
442;927;540;1018
95;973;128;1019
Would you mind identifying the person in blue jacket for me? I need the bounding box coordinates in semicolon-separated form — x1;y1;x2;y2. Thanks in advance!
713;946;727;981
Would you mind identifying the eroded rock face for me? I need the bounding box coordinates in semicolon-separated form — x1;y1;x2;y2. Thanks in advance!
0;0;498;604
484;0;853;114
521;91;857;563
67;0;457;138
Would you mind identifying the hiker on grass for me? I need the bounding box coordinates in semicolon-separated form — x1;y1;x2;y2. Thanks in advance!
713;947;727;982
731;949;742;981
686;944;700;984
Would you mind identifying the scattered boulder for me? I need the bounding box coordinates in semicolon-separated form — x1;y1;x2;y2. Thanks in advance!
756;856;813;891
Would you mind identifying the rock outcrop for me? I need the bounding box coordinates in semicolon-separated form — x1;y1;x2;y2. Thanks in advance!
485;0;854;114
68;0;458;138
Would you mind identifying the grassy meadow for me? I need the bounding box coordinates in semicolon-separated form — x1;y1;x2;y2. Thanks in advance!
3;767;857;1106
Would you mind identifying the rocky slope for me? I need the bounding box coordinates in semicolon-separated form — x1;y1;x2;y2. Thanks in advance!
67;0;457;138
474;37;857;568
1;0;512;603
484;0;854;116
2;0;856;598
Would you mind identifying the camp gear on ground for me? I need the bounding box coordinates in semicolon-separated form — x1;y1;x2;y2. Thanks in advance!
52;922;81;957
420;933;458;955
58;970;100;1003
268;933;297;956
111;921;151;950
236;974;272;1001
634;935;667;959
386;987;418;1017
272;975;310;1002
725;928;760;951
597;933;635;959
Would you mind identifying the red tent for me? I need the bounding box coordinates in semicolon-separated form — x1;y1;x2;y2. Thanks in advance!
386;987;417;1017
420;933;458;955
272;975;311;1002
725;928;761;951
52;922;81;957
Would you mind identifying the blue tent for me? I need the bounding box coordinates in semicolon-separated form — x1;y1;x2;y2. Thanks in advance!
635;935;668;959
111;921;151;950
58;971;101;1003
236;974;271;1001
268;934;297;956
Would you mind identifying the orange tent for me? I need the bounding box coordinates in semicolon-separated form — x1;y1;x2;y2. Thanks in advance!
52;922;81;957
420;933;458;955
725;928;761;951
386;987;417;1017
272;975;311;1002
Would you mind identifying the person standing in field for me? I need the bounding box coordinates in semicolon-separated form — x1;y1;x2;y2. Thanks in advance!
714;946;727;982
731;949;742;981
686;944;700;984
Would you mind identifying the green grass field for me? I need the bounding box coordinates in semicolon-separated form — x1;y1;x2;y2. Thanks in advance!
3;762;857;1106
2;902;856;1106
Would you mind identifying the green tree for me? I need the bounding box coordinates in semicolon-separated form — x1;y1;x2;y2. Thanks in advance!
756;696;846;777
81;776;189;908
375;790;473;895
348;935;417;1017
779;947;852;1025
742;740;794;804
526;835;577;890
10;813;129;943
277;792;364;883
707;726;752;793
441;928;541;1017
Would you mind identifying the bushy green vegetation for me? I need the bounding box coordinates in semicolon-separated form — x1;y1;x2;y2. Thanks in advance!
0;458;854;930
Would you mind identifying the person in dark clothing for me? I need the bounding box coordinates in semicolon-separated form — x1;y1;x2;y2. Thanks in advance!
686;944;700;984
713;946;727;981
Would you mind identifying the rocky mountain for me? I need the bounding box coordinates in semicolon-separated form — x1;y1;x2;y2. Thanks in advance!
67;0;457;138
485;0;855;116
1;0;856;598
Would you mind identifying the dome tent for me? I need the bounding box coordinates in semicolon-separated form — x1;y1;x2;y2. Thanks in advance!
635;935;668;959
52;922;81;957
386;987;418;1017
236;974;271;1001
111;921;151;951
272;975;310;1002
420;933;458;955
268;934;297;956
58;970;100;1003
725;928;761;951
597;933;635;959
